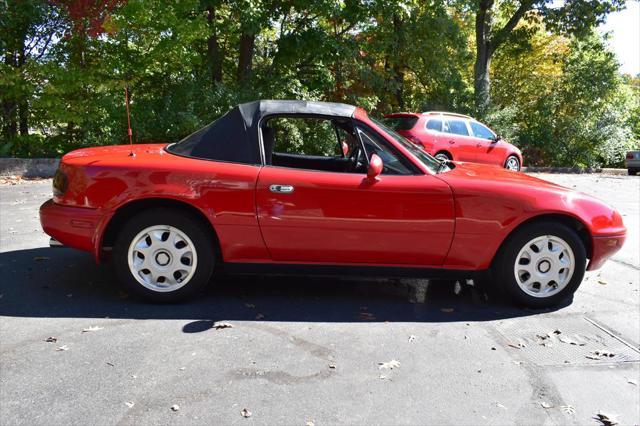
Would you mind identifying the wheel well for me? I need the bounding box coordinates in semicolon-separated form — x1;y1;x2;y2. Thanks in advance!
435;150;452;160
496;214;593;263
101;198;222;261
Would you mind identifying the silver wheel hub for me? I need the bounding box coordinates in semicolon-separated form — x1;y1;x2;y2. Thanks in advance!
514;235;575;298
506;157;519;171
436;154;449;162
127;225;198;293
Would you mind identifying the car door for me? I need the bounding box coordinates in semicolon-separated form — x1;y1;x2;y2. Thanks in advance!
443;118;476;162
469;121;504;165
255;118;455;266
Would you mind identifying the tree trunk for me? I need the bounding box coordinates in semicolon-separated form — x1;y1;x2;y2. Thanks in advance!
18;101;28;136
2;51;18;139
474;0;494;116
206;6;223;83
236;32;255;84
392;14;404;110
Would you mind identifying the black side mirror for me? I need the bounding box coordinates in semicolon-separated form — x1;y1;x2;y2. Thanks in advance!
492;135;502;143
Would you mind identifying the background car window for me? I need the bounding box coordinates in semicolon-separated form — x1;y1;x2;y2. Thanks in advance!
383;116;418;131
426;119;442;132
470;121;495;139
269;117;340;156
445;119;469;136
357;127;413;175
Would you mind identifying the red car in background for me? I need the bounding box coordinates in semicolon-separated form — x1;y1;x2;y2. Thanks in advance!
40;100;625;308
384;112;523;171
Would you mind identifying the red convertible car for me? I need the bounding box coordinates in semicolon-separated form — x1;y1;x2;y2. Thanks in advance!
40;100;626;307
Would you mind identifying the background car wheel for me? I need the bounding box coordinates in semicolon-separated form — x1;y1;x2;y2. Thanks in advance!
434;151;452;162
628;168;639;176
492;221;586;308
113;208;215;302
505;155;521;171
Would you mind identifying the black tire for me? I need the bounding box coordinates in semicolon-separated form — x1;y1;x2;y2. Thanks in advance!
434;151;452;162
492;221;586;308
113;208;215;302
504;155;521;171
628;168;638;176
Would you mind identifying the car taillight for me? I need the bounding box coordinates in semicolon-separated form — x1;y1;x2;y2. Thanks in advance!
407;135;423;146
52;169;68;197
627;152;635;159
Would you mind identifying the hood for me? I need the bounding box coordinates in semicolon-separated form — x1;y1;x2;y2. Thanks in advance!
440;161;566;190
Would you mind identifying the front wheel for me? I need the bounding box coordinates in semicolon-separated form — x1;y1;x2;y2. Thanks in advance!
505;155;521;171
492;222;586;308
113;208;215;302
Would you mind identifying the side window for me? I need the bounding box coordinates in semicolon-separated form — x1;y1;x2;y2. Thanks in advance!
470;121;495;140
445;119;469;136
268;117;340;156
426;119;442;132
356;126;414;175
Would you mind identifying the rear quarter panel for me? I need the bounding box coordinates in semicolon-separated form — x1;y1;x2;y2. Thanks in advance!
58;145;269;262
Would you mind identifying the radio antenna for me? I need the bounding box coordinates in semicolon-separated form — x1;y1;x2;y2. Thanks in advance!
124;84;135;157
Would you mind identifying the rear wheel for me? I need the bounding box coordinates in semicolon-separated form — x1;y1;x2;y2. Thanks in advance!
628;168;639;176
505;155;521;171
113;208;215;302
492;221;586;308
434;151;452;162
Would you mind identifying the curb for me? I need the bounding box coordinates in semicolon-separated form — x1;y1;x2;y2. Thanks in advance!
522;166;627;175
0;158;629;178
0;158;59;178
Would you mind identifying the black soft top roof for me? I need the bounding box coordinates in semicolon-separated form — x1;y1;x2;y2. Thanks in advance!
167;100;357;164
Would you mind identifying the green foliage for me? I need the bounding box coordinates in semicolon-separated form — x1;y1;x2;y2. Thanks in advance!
0;0;638;167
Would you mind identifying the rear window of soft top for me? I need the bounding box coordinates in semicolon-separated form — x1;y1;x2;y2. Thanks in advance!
383;116;418;131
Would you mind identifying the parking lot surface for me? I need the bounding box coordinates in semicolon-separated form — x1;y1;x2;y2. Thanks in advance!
1;173;639;425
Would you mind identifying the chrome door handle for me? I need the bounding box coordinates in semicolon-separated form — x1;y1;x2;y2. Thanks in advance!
269;184;294;194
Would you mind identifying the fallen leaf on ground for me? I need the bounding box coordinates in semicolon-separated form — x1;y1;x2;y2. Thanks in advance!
597;280;608;285
241;408;252;418
441;308;454;313
130;374;137;379
213;321;234;330
255;313;265;320
56;345;69;351
245;303;256;309
106;362;115;367
508;342;526;349
170;404;180;412
82;326;104;333
378;360;400;370
540;401;552;409
125;401;135;408
495;402;507;410
627;378;637;386
408;335;416;342
558;336;585;346
588;349;616;360
306;421;315;426
379;374;390;380
593;411;618;426
33;256;49;261
561;405;576;415
359;312;376;321
179;367;186;371
45;337;58;343
328;364;336;369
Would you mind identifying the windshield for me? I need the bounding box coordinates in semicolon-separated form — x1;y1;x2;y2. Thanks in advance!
370;117;446;173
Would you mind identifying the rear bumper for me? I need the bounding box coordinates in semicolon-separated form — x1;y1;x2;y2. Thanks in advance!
587;233;626;271
39;199;103;256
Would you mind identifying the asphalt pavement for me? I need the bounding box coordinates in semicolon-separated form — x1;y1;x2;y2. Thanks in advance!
0;173;638;425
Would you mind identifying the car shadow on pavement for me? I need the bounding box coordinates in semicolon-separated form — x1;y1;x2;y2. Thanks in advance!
0;247;569;326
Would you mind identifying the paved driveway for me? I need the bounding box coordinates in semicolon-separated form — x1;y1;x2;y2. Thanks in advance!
1;174;638;425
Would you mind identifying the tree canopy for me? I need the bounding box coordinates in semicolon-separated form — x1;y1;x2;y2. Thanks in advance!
1;0;638;167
